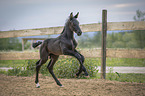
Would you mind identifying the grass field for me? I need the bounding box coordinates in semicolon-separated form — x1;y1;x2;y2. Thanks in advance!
94;73;145;83
0;58;145;67
0;58;145;83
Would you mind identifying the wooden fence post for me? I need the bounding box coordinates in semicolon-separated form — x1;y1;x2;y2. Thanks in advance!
22;39;24;51
101;10;107;79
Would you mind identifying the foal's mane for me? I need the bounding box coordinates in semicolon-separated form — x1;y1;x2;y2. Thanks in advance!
60;18;71;34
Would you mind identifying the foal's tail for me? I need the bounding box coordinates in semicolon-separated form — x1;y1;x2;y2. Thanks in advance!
32;41;42;48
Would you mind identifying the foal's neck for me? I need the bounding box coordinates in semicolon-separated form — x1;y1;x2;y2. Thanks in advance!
61;25;74;40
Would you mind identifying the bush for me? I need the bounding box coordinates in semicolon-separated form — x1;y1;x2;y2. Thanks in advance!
7;68;21;76
50;58;97;78
4;60;37;76
3;58;98;78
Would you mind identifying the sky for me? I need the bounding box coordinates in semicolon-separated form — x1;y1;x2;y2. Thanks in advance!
0;0;145;31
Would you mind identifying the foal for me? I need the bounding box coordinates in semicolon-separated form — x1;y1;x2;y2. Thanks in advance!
33;12;89;88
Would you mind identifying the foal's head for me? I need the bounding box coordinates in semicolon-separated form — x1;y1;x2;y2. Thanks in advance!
68;12;82;36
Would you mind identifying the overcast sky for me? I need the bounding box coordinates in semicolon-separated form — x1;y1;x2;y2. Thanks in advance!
0;0;145;31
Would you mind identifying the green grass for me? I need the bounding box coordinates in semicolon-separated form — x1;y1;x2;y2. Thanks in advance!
117;73;145;83
0;58;97;78
94;73;145;83
0;60;26;67
83;58;145;67
0;58;145;68
106;58;145;67
0;58;145;83
0;60;27;67
1;69;144;83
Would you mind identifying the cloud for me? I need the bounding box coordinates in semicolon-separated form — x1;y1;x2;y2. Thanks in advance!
114;3;135;8
113;3;142;8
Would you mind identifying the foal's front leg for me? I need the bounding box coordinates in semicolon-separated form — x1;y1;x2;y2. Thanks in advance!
74;50;89;77
63;48;89;77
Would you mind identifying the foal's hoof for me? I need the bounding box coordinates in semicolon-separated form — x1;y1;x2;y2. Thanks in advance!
36;83;40;88
75;74;79;78
36;86;40;88
57;84;64;87
84;75;90;78
60;85;64;87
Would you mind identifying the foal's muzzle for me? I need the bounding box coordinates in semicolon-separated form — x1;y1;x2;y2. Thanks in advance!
77;31;82;36
74;26;82;36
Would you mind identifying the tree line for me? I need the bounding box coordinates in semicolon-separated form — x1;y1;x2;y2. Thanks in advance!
77;30;145;49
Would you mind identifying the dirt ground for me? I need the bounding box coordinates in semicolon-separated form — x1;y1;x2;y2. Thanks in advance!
0;74;145;96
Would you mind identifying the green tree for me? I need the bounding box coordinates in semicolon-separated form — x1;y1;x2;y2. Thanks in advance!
123;32;138;48
78;33;92;48
112;41;125;48
133;10;145;49
133;10;145;21
92;31;101;48
0;38;22;51
107;32;115;48
107;32;125;48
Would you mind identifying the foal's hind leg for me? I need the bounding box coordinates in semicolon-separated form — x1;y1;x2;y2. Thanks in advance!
35;59;47;88
47;55;63;87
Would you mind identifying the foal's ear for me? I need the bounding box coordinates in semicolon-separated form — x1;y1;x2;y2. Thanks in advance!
74;12;79;18
70;12;73;20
